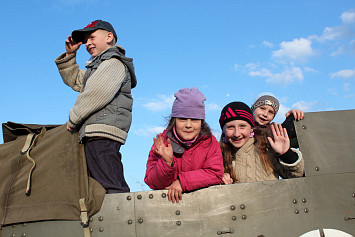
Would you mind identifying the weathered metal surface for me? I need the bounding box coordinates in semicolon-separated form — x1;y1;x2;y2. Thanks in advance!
295;109;355;177
89;193;136;236
1;109;354;236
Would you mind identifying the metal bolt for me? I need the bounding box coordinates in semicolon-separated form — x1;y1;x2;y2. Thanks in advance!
98;216;104;221
352;193;355;198
230;205;236;210
293;199;297;204
240;204;246;209
127;196;132;201
176;210;181;215
22;223;27;226
11;235;15;237
89;217;93;222
128;220;133;225
138;218;143;224
217;231;222;235
232;216;237;221
320;234;325;237
344;217;349;221
302;198;307;203
304;208;309;213
99;227;104;232
162;193;167;198
242;215;247;220
302;125;306;129
315;167;319;171
149;194;154;199
176;221;181;226
295;209;299;214
12;224;16;228
90;228;93;232
137;194;142;200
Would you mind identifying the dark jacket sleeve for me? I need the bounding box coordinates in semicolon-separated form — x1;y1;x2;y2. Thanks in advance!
282;114;299;148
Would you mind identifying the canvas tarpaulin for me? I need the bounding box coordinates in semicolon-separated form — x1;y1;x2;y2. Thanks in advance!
0;122;105;226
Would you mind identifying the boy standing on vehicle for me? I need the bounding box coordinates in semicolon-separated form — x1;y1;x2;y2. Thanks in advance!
55;20;137;193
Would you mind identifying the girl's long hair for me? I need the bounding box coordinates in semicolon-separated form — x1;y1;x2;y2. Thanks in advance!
253;124;274;173
220;124;274;183
165;117;212;141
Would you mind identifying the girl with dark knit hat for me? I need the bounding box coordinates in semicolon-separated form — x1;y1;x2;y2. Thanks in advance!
219;102;304;184
144;87;224;203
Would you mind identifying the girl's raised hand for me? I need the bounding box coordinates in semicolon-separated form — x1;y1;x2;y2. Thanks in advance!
153;133;173;166
267;123;290;155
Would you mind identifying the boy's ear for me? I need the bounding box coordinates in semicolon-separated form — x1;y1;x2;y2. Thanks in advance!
106;32;114;44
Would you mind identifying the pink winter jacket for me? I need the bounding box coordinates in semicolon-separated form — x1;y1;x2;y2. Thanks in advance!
144;130;224;192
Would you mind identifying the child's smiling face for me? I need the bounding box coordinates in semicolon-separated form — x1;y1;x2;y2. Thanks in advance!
175;118;201;141
84;29;113;57
253;105;275;125
224;120;253;150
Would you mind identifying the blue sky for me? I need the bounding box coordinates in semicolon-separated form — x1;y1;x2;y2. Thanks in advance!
1;1;354;191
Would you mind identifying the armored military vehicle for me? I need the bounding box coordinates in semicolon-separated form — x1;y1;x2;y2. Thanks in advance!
1;110;354;237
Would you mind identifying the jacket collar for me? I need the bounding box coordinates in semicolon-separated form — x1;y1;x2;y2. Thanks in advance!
166;130;205;154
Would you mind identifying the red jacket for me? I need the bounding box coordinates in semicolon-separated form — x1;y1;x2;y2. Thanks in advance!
144;130;224;192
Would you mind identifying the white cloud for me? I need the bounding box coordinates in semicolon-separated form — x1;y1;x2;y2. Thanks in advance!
234;64;239;71
249;66;304;86
341;9;355;24
330;69;355;79
263;41;274;48
316;10;355;43
291;101;318;112
226;93;230;97
245;63;259;71
206;103;221;111
133;126;165;137
143;94;175;111
317;26;344;41
330;46;345;56
249;68;272;77
304;67;318;73
272;38;314;62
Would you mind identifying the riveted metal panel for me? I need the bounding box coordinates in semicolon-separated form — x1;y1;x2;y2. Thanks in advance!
131;174;354;237
1;173;353;237
90;193;136;237
295;109;355;176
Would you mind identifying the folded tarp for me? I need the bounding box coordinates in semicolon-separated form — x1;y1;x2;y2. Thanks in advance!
0;122;105;226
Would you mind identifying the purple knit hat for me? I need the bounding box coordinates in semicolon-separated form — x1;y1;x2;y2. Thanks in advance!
171;87;206;119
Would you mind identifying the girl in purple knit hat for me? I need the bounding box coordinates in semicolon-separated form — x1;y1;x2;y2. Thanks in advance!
144;87;224;203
